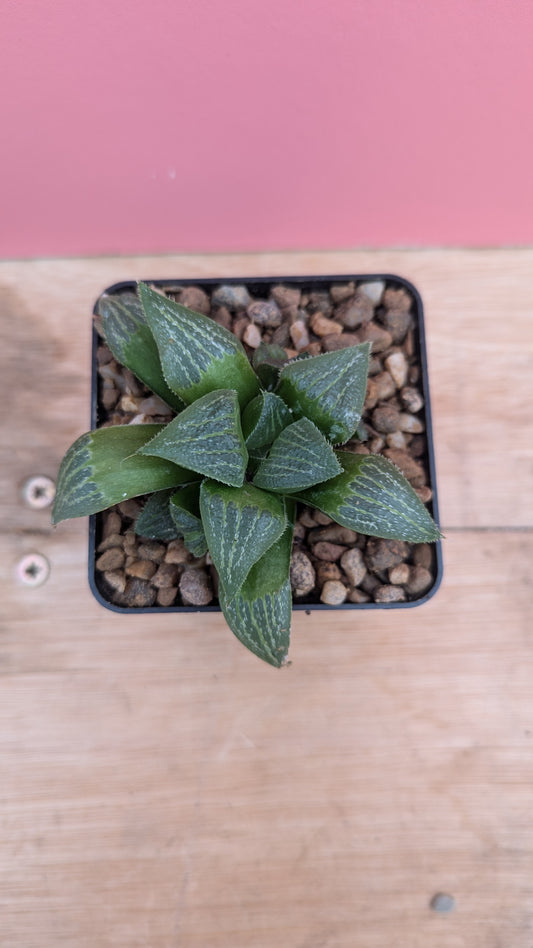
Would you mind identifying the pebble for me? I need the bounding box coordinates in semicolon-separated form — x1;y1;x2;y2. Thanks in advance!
179;568;213;605
97;532;124;552
157;587;178;607
103;510;122;537
213;306;232;330
232;315;249;340
406;565;434;596
212;285;251;311
388;563;410;585
373;371;396;401
383;287;412;313
310;313;343;337
125;559;157;580
316;562;342;585
101;381;119;410
290;320;310;350
348;588;371;603
151;563;181;588
290;550;316;597
340;548;367;586
122;578;157;607
364;377;379;410
365;538;409;571
308;525;358;545
358;280;385;305
384;449;426;487
118;499;142;520
369;436;385;453
308;291;333;316
139;395;173;415
298;509;317;528
271;322;291;347
358;322;393;353
401;387;424;413
336;293;374;329
313;541;348;562
120;394;143;413
329;282;355;303
322;332;361;352
179;286;210;314
301;342;322;357
374;585;407;603
247;299;282;327
102;569;126;595
384;351;408;388
243;322;262;348
372;405;401;433
96;548;125;571
293;521;307;541
413;544;432;569
381;309;411;342
270;284;302;310
386;431;407;450
137;541;166;563
123;530;138;555
313;511;334;526
123;368;144;396
320;580;348;605
398;412;424;434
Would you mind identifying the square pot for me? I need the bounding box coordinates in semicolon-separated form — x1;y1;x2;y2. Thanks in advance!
89;274;442;614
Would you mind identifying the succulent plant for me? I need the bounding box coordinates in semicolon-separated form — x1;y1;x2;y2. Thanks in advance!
52;283;440;667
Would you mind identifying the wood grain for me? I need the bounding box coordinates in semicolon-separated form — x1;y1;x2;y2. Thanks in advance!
1;251;532;947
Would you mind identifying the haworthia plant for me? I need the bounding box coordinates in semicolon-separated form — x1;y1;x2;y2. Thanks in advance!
53;282;441;667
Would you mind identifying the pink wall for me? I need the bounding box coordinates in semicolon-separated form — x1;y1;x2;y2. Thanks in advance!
2;1;533;258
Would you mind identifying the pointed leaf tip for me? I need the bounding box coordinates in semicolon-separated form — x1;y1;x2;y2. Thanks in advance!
297;450;441;542
138;283;260;407
137;389;248;487
277;342;371;444
253;417;342;493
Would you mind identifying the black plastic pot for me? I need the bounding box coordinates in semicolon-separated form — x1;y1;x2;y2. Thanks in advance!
89;274;442;615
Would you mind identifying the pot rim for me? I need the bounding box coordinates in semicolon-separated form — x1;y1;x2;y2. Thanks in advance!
89;273;443;613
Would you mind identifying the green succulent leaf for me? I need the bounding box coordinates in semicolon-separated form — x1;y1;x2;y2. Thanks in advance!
52;425;193;524
218;508;295;668
252;417;342;493
252;342;289;390
241;391;293;455
97;293;184;411
199;480;287;599
169;484;208;557
276;343;371;444
138;282;260;407
137;389;248;487
297;450;442;542
135;489;179;540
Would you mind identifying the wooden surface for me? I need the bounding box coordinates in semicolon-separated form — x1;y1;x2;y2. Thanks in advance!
1;250;532;947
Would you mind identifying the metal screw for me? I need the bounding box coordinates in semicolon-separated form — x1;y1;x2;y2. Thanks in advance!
16;553;50;587
430;893;455;913
21;475;56;510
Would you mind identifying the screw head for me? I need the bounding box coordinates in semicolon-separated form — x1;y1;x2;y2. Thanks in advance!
21;475;56;510
16;553;50;587
430;893;455;913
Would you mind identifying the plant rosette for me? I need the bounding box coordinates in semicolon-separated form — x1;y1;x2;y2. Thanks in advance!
53;276;442;667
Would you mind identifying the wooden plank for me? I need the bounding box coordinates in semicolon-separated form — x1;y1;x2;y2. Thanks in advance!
1;249;532;528
1;251;532;947
1;530;532;947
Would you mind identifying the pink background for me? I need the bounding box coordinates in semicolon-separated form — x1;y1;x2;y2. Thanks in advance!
2;1;533;258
